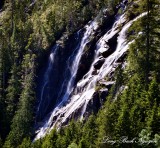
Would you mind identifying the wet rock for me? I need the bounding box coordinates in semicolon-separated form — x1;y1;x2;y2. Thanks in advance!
101;48;114;58
99;33;118;58
75;38;96;83
85;88;109;115
99;88;109;100
108;34;118;51
86;92;101;114
123;0;128;5
62;105;84;126
99;81;115;89
93;58;105;69
36;31;82;121
116;52;127;63
92;69;97;75
67;80;114;120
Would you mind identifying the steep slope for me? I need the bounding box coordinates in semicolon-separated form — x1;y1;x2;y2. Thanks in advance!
0;0;120;146
0;0;160;147
34;1;148;140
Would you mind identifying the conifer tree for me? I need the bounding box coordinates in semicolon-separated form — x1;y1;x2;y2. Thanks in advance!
4;54;36;147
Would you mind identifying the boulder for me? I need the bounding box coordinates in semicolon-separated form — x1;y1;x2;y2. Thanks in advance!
98;34;118;58
92;69;97;75
101;48;114;58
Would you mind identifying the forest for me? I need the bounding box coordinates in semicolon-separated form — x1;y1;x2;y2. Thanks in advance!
0;0;160;147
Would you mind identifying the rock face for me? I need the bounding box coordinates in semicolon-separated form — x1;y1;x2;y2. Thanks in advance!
36;32;83;121
100;47;114;58
74;14;115;84
85;81;115;115
108;34;118;51
35;0;147;140
75;38;96;84
94;58;105;69
117;52;127;63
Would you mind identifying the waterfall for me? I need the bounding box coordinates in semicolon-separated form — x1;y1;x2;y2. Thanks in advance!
34;12;147;140
56;21;99;106
36;45;59;120
34;19;99;140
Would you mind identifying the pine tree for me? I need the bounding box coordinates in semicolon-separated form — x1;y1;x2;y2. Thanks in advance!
42;129;58;148
4;54;36;147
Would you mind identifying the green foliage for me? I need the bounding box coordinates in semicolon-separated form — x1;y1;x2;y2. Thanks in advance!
42;129;58;148
68;142;78;148
0;0;159;147
0;137;2;148
4;54;36;147
19;138;32;148
96;1;160;147
0;0;116;145
154;134;160;147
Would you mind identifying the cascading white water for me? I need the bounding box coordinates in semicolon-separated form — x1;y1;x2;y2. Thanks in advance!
35;12;147;140
36;45;59;120
57;21;99;106
79;12;147;117
34;19;99;140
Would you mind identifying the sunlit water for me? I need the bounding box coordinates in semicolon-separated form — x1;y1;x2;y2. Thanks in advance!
34;12;147;140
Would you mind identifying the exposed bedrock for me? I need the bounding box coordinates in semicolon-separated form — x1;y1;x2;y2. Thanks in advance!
75;14;115;84
36;31;83;121
94;58;105;69
34;0;135;140
84;81;115;118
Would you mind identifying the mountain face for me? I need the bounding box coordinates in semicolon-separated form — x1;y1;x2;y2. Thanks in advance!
0;0;160;147
34;1;146;140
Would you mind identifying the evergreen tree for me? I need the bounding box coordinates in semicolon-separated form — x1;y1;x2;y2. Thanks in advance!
4;54;36;147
